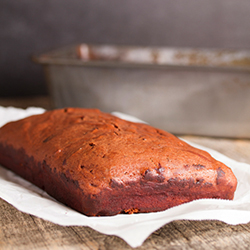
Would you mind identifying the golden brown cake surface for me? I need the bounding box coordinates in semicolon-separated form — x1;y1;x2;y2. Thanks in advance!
0;108;237;216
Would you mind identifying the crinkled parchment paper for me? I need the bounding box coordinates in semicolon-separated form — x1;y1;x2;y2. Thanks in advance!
1;106;250;248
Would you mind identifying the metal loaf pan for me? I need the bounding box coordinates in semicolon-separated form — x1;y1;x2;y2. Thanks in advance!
34;44;250;138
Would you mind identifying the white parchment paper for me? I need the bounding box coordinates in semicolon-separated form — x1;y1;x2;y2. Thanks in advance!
1;106;250;248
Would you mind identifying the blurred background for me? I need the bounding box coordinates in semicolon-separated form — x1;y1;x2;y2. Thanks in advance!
1;0;250;97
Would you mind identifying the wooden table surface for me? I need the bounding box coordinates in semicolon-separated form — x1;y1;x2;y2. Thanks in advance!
1;96;250;250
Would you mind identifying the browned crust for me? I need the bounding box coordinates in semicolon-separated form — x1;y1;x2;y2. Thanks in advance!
0;108;237;216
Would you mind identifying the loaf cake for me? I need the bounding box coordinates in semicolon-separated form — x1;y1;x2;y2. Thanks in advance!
0;108;237;216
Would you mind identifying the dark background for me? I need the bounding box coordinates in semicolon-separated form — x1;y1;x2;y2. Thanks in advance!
1;0;250;97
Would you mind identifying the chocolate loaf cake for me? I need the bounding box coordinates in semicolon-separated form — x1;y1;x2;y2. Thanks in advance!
0;108;237;216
